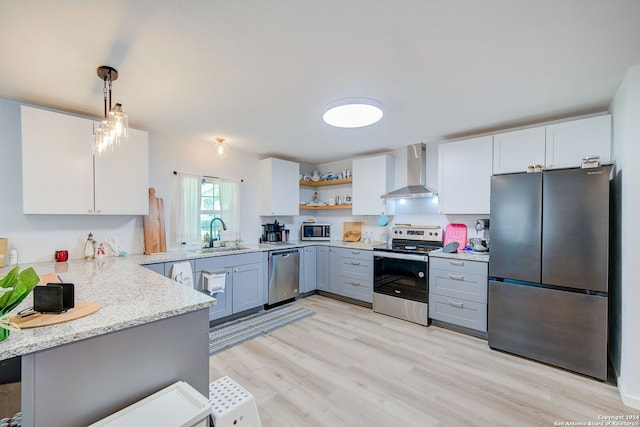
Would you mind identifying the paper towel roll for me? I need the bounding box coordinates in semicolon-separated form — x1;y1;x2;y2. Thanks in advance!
202;271;226;295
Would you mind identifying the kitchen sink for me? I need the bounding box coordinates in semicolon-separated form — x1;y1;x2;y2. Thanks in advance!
194;246;250;254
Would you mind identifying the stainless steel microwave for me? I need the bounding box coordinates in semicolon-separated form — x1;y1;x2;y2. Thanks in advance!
301;223;331;241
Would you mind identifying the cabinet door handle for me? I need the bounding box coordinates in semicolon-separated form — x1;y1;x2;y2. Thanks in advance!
350;281;361;286
448;274;464;281
234;268;238;273
351;250;360;254
448;300;464;308
350;261;361;265
449;261;464;266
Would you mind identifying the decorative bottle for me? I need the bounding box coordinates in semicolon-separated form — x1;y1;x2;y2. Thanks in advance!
84;232;96;260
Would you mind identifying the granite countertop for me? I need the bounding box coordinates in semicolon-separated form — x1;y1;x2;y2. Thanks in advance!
133;240;386;264
429;248;490;262
1;239;384;360
0;257;215;360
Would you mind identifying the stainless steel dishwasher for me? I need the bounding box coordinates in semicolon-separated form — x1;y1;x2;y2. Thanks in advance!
268;249;300;306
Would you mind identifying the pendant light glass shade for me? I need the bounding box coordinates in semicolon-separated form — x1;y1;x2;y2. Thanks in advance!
94;66;129;155
323;98;384;128
94;119;114;155
108;103;128;140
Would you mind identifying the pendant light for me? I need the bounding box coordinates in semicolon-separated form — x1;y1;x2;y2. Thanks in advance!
215;137;228;158
94;66;128;155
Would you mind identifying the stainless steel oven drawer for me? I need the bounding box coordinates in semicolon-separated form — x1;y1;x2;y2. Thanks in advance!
428;294;487;332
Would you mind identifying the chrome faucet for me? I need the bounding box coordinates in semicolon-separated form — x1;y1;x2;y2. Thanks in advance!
209;217;227;248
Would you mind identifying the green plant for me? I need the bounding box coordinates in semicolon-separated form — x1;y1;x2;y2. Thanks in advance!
1;266;40;340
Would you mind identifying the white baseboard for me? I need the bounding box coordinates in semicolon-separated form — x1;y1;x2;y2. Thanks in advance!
618;376;640;410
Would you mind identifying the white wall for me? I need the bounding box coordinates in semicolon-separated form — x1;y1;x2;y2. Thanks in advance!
292;147;485;244
609;66;640;409
147;131;263;249
0;99;264;263
0;99;144;263
2;97;471;265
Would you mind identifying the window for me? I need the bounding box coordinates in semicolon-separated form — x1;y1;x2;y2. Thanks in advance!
200;179;222;244
173;174;239;247
200;177;239;245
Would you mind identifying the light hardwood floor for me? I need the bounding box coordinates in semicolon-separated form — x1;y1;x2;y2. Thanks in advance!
209;294;639;427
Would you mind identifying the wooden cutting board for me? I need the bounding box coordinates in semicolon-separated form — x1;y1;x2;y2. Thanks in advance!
343;221;364;242
10;301;101;329
143;188;167;254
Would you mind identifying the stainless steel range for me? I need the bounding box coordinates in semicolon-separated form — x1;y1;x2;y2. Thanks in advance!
373;225;443;326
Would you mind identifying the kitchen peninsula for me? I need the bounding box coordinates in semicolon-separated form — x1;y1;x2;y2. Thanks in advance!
0;258;215;427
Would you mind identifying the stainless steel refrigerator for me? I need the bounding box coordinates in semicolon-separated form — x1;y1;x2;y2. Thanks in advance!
488;166;610;380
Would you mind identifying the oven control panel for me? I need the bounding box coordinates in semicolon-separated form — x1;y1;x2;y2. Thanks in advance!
391;226;442;242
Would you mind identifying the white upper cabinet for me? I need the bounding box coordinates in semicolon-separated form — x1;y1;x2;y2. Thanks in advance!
438;135;492;214
21;105;149;215
94;127;149;214
493;126;546;175
492;114;612;174
22;106;93;214
351;154;394;215
259;157;300;216
545;114;611;170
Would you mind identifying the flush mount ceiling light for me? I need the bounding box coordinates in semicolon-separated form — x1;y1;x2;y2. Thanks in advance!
322;98;384;128
94;65;129;155
215;137;228;157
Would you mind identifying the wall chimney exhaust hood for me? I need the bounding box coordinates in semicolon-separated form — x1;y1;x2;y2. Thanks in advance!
381;143;437;199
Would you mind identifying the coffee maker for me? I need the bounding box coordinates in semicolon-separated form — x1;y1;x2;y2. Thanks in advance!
261;220;289;243
474;218;490;250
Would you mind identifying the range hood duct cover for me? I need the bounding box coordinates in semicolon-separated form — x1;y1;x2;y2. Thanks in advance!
381;143;437;199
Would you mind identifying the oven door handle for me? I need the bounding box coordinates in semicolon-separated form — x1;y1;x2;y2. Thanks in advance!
374;252;428;262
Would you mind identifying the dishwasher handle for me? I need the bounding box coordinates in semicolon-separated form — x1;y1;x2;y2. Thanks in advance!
269;249;299;258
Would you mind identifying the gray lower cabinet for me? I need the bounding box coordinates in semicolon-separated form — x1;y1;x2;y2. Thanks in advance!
141;260;196;283
316;246;331;292
194;252;266;321
300;246;317;293
164;260;196;280
428;257;488;333
331;247;373;303
232;261;264;313
142;262;164;275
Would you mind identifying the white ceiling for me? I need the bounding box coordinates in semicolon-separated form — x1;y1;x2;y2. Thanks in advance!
1;1;639;164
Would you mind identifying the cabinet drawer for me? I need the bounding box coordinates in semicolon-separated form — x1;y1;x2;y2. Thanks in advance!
429;257;487;275
194;252;262;271
429;269;487;303
333;247;373;261
336;256;373;281
429;294;487;332
336;277;372;303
